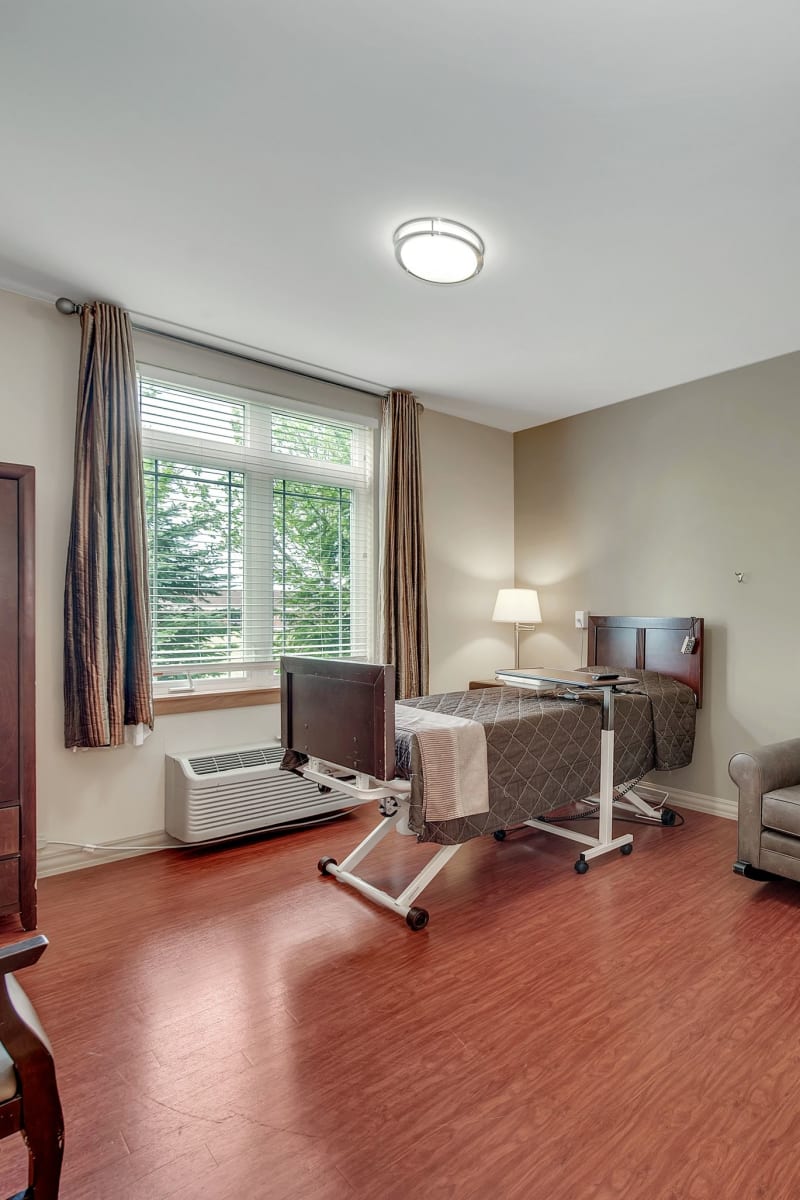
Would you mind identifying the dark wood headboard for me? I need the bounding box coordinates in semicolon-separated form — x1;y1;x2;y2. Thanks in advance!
587;615;704;707
281;656;396;778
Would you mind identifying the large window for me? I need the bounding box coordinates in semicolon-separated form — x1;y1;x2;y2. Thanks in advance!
139;370;375;691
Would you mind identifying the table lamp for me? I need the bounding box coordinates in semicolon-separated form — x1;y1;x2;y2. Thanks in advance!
492;588;542;668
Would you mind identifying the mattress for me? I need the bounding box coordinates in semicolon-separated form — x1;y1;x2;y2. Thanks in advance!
395;670;696;845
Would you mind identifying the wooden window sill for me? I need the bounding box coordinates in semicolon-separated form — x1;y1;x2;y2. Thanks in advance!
154;687;281;716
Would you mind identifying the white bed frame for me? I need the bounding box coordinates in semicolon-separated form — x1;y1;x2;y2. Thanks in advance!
300;740;641;931
301;758;457;931
282;619;703;931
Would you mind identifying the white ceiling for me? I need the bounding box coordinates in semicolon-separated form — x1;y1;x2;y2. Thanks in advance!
1;1;799;431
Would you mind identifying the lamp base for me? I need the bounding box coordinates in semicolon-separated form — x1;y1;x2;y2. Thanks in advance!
514;622;538;669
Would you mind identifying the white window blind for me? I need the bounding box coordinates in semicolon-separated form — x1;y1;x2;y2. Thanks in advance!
139;370;374;684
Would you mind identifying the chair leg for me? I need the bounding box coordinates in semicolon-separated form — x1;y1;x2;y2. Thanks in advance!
23;1064;64;1200
24;1128;64;1200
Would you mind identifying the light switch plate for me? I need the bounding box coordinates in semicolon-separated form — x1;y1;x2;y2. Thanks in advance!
575;610;589;629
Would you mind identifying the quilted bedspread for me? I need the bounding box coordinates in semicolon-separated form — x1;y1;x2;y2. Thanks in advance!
395;670;696;845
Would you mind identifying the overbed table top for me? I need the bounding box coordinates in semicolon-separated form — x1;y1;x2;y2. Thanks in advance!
494;667;638;689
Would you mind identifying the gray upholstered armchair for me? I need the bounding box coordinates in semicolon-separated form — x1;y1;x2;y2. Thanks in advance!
729;738;800;882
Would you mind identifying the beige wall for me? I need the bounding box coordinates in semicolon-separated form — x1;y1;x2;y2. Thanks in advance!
9;279;792;840
0;288;515;855
514;352;800;801
420;408;515;692
0;291;297;853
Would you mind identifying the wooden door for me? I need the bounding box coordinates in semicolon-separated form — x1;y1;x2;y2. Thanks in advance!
0;464;35;929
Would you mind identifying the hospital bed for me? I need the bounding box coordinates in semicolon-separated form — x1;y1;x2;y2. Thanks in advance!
280;615;704;930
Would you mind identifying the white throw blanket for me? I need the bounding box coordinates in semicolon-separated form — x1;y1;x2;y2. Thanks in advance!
395;704;490;822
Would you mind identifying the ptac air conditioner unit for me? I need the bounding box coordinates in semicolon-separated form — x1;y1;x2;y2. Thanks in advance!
165;743;342;843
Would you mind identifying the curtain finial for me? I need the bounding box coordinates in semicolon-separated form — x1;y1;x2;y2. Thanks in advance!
55;297;84;316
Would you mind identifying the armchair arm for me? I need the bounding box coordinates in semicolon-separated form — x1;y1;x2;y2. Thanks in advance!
0;935;54;1066
0;934;48;977
0;934;64;1194
729;739;800;866
729;738;800;796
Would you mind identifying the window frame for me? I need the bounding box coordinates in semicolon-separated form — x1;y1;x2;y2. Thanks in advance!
138;364;377;704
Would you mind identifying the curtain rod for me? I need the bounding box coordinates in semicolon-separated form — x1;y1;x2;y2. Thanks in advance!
54;297;391;400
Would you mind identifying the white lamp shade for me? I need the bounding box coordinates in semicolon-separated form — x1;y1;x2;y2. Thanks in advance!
492;588;542;624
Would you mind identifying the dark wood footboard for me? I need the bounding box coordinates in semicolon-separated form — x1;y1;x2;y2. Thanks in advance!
280;657;396;779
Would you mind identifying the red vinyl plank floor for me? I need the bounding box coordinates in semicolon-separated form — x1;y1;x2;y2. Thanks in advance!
0;804;794;1199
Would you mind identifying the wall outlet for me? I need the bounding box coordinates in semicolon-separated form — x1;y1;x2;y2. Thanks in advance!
575;610;589;629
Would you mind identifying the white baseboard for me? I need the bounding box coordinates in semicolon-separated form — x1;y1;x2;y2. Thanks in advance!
37;831;174;878
643;784;737;821
36;785;737;880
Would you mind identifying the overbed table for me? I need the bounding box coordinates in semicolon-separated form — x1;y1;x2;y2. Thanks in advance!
495;667;638;871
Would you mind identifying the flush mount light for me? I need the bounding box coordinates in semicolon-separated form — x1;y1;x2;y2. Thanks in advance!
393;217;485;284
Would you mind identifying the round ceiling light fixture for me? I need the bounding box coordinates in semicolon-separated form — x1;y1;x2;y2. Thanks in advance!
393;217;485;284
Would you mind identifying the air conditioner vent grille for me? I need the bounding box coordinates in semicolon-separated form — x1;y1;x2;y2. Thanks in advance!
188;746;283;775
166;743;342;843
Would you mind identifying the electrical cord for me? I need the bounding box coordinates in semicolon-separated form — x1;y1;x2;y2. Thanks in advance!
538;806;685;828
537;772;685;827
41;808;352;854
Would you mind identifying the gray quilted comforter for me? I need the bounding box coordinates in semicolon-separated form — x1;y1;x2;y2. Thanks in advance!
396;670;696;845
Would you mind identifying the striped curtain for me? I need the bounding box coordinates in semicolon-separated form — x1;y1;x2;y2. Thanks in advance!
381;389;429;699
64;303;153;748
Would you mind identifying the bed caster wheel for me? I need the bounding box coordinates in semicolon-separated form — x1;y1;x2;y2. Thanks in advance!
660;807;677;826
574;858;589;874
493;829;507;841
620;843;633;856
406;907;429;931
317;856;338;876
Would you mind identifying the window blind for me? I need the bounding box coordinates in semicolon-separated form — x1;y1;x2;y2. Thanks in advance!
139;370;374;679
